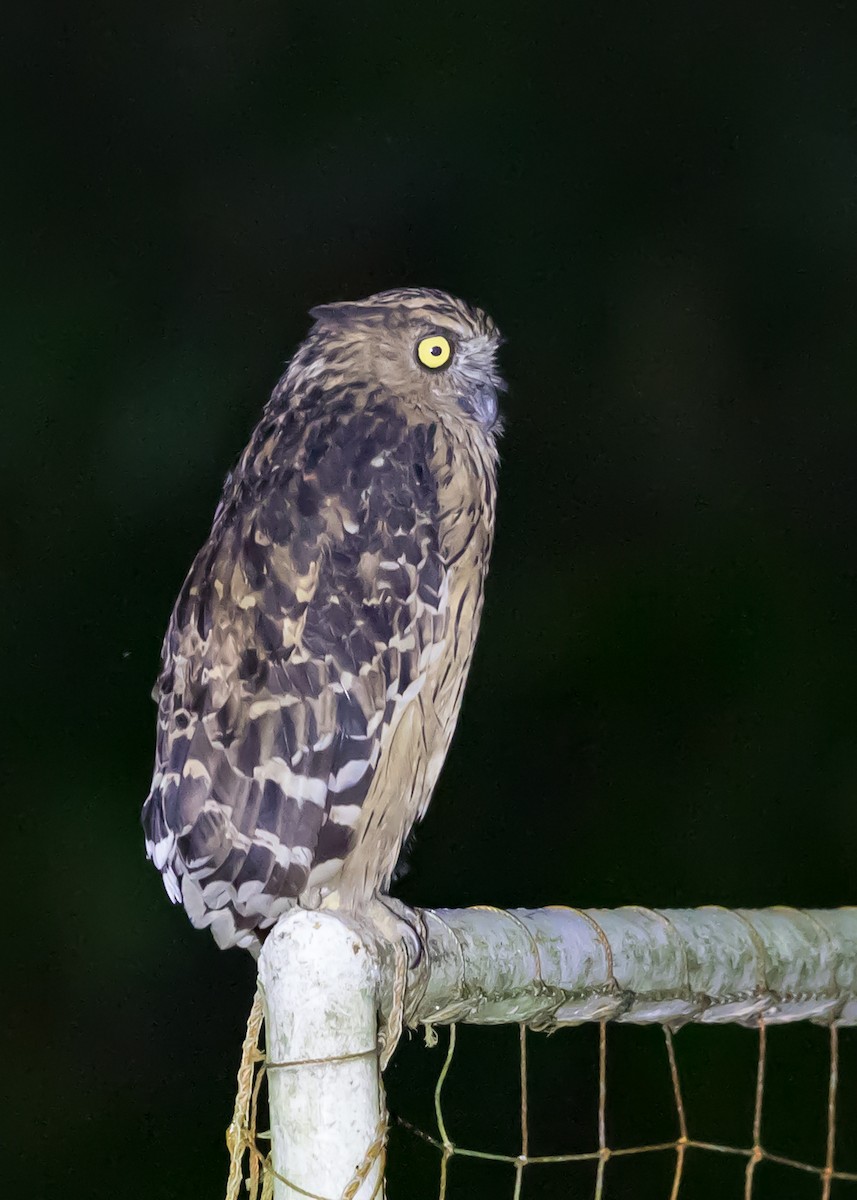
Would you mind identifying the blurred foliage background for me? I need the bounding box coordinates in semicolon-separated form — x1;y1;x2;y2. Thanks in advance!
4;2;857;1196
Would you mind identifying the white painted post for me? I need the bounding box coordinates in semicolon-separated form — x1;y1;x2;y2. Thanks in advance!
258;908;385;1200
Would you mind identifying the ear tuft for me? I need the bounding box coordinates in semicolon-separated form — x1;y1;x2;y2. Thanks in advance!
308;300;391;326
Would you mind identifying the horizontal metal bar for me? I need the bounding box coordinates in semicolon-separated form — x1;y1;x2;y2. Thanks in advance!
396;906;857;1029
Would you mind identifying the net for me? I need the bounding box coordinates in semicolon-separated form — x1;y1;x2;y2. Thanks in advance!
393;1020;856;1199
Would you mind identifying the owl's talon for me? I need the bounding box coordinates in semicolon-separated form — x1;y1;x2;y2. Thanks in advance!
368;899;425;1069
368;895;426;969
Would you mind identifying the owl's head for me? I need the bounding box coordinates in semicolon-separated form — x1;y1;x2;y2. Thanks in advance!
297;288;504;435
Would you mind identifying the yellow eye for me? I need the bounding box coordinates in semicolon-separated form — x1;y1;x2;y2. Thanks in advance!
416;335;452;369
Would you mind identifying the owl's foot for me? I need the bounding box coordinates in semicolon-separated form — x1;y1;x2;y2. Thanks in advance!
366;894;427;969
364;896;427;1070
317;892;425;966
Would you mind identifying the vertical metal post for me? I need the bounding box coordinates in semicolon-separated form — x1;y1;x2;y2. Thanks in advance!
258;909;385;1200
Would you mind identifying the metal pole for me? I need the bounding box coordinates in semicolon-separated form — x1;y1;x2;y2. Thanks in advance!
258;909;386;1200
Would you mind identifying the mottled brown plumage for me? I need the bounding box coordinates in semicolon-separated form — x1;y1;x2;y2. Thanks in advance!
142;288;503;950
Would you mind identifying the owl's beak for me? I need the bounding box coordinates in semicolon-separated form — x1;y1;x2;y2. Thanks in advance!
467;381;501;431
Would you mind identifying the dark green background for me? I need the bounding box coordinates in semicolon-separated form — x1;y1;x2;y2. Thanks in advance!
5;3;856;1197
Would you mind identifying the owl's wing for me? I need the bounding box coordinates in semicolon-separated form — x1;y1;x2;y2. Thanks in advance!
142;397;448;949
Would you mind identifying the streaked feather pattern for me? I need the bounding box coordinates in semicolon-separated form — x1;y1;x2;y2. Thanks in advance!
142;289;501;949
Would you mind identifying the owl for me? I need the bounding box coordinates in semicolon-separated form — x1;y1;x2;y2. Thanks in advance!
142;288;503;952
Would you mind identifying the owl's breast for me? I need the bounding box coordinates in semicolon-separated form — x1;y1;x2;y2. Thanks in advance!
336;422;498;901
419;446;495;802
